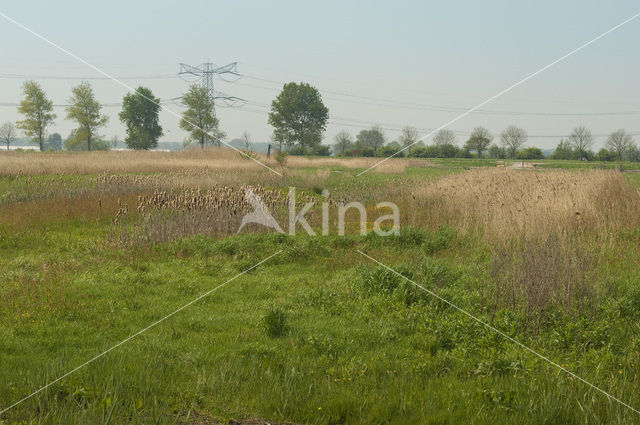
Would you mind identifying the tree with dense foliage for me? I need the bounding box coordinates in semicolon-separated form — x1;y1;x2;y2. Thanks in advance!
500;125;527;159
66;82;108;151
488;144;507;159
378;141;402;157
464;126;493;158
119;87;164;150
312;144;331;156
0;122;17;151
549;139;573;160
628;145;640;162
180;85;225;148
438;143;460;158
568;126;594;160
268;82;329;151
16;80;56;151
517;147;544;160
605;129;635;162
334;130;353;156
595;148;615;162
356;125;386;154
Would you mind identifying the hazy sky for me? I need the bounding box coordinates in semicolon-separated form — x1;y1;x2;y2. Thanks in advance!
1;0;639;149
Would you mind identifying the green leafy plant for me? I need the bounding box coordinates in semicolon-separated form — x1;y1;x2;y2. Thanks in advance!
263;307;289;338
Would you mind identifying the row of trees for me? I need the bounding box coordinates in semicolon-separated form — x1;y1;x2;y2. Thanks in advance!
264;83;637;162
1;80;225;151
1;79;636;162
329;124;637;162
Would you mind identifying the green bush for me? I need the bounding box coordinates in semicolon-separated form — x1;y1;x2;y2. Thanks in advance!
263;308;289;338
516;147;544;160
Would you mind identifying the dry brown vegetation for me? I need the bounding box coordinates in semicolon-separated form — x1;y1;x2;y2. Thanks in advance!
111;185;294;244
406;168;640;242
392;168;640;318
0;148;416;176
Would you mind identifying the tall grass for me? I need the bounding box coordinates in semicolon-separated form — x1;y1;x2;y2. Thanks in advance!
406;168;640;242
0;148;428;176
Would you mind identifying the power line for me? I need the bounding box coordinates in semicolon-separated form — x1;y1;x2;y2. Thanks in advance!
234;101;640;139
178;62;246;113
1;69;637;116
238;61;640;107
0;72;177;80
238;75;639;117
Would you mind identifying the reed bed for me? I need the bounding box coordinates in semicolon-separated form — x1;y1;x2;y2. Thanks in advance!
0;149;428;176
406;168;640;242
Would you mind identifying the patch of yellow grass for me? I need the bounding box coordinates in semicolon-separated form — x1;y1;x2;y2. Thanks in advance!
0;149;436;176
408;168;640;241
0;148;264;176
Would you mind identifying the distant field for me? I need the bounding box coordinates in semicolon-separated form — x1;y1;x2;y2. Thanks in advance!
1;149;640;424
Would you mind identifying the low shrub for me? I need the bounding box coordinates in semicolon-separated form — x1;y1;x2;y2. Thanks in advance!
263;307;289;338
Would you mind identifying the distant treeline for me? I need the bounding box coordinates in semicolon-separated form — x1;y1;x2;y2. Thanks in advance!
1;80;636;162
327;125;638;162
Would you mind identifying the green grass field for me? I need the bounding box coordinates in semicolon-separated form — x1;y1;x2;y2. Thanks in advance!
2;153;640;424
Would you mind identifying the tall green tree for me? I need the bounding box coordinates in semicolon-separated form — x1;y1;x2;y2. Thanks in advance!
464;126;493;158
550;139;573;160
16;80;56;151
356;125;386;154
180;85;224;148
66;81;108;151
119;87;163;150
268;82;329;151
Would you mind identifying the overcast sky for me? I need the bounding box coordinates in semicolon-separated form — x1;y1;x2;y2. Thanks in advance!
1;0;639;149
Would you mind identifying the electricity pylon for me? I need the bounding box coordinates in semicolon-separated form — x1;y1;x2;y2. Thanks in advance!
178;61;246;116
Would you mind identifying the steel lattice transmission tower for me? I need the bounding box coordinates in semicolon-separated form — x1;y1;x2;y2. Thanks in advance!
178;61;246;117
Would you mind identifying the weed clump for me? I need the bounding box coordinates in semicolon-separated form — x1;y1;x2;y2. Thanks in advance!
262;307;289;338
358;266;408;296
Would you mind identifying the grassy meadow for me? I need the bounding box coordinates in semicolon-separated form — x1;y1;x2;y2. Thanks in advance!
1;149;640;424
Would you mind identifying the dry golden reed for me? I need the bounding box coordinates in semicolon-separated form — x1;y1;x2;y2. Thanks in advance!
406;168;640;242
0;148;426;176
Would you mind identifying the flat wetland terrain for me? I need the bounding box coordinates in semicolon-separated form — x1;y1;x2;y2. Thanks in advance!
2;150;640;424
